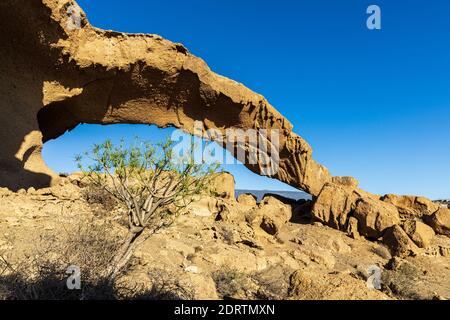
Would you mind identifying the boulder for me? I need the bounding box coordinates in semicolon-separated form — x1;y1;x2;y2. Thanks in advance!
185;273;219;300
383;225;419;258
261;193;299;206
381;194;439;219
424;208;450;236
261;195;290;207
311;183;357;230
237;193;257;207
0;0;332;196
208;172;235;200
247;203;292;236
187;196;222;217
353;198;401;239
403;220;435;248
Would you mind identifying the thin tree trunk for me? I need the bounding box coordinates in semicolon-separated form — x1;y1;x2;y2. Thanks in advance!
106;229;143;282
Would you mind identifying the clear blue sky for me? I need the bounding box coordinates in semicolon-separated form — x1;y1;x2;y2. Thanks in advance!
43;0;450;199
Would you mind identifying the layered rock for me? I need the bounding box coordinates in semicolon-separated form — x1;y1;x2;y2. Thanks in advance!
311;179;447;256
381;194;439;219
0;0;330;195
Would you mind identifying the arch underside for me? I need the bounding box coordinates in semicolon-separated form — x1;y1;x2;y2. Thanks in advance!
0;0;331;195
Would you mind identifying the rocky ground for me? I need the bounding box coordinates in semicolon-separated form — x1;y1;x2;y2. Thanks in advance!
0;174;448;300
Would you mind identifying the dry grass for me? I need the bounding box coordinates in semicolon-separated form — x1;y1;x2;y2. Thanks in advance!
82;184;118;216
381;260;425;300
134;268;195;300
0;218;127;300
0;216;199;300
212;265;252;299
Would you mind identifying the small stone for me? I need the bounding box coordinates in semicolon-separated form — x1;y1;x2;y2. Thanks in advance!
330;238;352;253
288;270;313;297
27;187;36;194
184;266;199;274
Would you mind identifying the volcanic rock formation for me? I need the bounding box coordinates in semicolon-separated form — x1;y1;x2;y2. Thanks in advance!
0;0;331;195
0;0;448;251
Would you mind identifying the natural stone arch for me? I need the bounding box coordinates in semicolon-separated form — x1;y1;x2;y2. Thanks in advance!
2;0;448;256
0;0;331;195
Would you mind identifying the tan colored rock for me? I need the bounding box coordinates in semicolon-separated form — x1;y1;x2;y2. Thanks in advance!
332;176;359;189
237;193;257;207
353;198;401;239
187;196;222;217
247;203;292;236
424;208;450;236
311;183;357;230
208;172;235;200
261;195;289;206
0;0;443;252
0;187;12;196
308;248;336;269
383;225;419;258
67;172;87;187
382;194;439;218
185;273;219;300
403;220;435;248
440;246;450;257
288;270;313;296
330;238;352;253
0;0;331;196
346;216;360;239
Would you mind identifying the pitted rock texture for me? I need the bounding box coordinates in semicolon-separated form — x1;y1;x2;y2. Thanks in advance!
0;1;448;249
0;0;330;195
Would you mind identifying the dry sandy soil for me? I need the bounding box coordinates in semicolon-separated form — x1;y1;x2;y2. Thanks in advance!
0;178;448;300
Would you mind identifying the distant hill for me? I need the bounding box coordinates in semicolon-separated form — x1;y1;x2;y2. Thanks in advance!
235;189;311;202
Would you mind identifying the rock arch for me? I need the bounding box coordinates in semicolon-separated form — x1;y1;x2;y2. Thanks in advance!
0;0;330;195
2;1;448;247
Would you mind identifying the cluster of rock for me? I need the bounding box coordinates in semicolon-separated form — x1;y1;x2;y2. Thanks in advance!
206;173;449;259
1;172;449;299
311;179;449;257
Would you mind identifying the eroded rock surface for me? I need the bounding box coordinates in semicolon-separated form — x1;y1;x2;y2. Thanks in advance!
0;0;330;195
0;1;448;257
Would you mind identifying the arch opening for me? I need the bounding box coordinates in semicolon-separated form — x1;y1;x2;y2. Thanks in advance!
42;124;311;201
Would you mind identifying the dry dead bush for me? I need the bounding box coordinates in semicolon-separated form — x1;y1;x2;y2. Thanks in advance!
0;218;196;300
381;260;426;300
133;269;195;300
212;265;253;299
251;266;292;300
0;218;127;300
82;184;118;215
